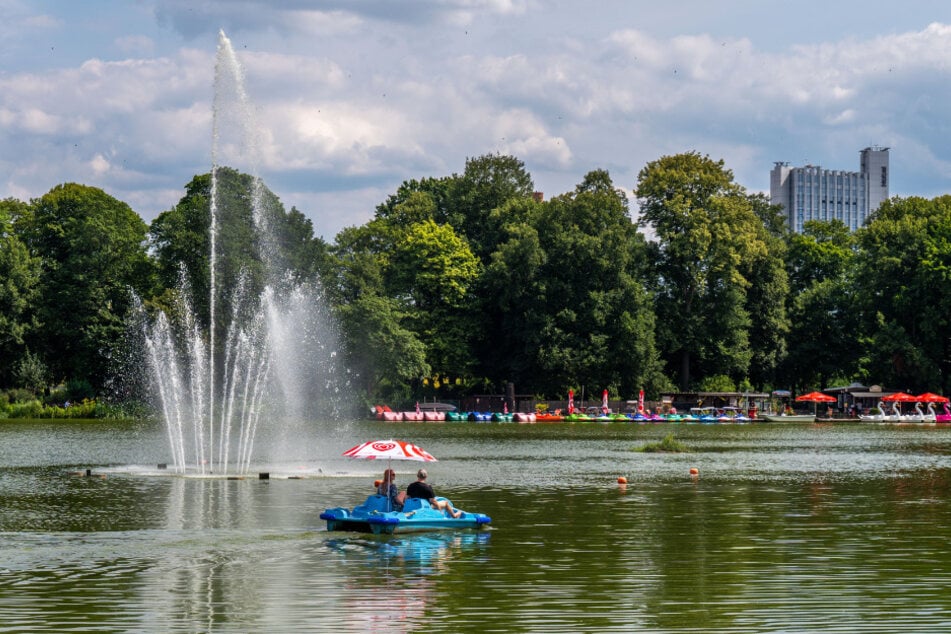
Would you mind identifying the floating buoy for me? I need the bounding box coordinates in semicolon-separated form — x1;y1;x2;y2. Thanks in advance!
374;479;383;487
617;476;628;484
689;467;699;476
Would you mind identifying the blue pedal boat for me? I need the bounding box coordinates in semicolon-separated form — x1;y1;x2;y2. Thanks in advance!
320;494;492;535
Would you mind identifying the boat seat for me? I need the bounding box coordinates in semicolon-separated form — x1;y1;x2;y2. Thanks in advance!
401;497;428;512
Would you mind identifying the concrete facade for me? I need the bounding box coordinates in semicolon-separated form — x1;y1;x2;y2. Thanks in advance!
770;147;889;232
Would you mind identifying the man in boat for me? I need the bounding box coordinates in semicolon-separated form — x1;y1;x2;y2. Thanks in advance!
406;469;462;518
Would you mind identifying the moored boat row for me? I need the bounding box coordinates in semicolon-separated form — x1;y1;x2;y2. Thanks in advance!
373;406;769;423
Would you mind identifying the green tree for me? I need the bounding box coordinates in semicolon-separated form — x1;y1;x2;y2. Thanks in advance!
852;196;951;392
328;225;430;403
19;184;153;389
149;168;330;331
15;349;47;395
448;154;535;260
479;169;665;397
780;220;859;391
636;153;778;390
0;198;40;387
743;193;790;388
386;219;481;380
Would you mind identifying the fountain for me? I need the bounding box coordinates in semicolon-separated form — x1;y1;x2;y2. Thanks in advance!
137;31;344;475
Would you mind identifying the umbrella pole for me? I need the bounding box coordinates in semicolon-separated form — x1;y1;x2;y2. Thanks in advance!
386;459;392;512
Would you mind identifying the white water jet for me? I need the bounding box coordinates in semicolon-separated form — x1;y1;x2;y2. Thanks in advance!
137;31;343;475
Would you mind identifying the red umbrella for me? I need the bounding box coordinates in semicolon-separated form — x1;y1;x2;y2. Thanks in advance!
796;391;835;416
916;392;950;403
881;392;918;402
795;391;836;403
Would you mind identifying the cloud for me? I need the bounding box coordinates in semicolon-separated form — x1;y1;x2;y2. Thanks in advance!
4;5;951;242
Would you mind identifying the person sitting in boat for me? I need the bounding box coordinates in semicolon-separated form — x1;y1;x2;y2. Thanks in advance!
377;468;405;511
406;468;462;518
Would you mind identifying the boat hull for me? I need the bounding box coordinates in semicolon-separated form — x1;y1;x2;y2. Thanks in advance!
761;414;816;422
320;494;491;535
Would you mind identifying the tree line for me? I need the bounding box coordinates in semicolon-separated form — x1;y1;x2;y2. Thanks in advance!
2;152;950;413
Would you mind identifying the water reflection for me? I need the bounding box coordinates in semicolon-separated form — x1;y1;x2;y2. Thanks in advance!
5;422;951;631
327;531;492;576
323;532;492;632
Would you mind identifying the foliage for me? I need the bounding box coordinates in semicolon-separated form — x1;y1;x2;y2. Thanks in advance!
15;350;47;395
149;167;331;334
1;398;100;419
852;196;951;392
633;433;688;453
0;198;40;386
697;374;736;392
10;154;951;408
636;153;781;390
779;220;861;391
18;183;154;390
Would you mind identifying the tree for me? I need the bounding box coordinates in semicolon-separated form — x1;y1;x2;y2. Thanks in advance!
19;184;153;389
15;349;47;395
780;220;859;391
149;167;330;332
636;153;779;390
329;224;430;403
448;154;535;260
0;198;40;387
386;219;481;379
478;169;666;397
852;196;951;392
742;194;790;388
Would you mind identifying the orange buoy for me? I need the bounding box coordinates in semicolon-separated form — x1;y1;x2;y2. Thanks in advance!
374;479;383;487
617;476;628;484
689;467;699;476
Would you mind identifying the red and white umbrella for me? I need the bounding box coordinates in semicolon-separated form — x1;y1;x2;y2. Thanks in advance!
343;439;437;463
343;439;437;512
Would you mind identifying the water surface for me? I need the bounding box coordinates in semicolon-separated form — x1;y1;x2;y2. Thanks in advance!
2;420;951;632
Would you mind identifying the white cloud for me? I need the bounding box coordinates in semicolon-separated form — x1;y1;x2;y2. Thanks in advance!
5;4;951;240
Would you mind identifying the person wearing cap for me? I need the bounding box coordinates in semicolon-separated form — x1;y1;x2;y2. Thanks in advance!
405;468;462;518
376;468;405;511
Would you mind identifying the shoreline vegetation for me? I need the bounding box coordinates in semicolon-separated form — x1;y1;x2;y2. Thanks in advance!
633;433;689;453
0;395;143;420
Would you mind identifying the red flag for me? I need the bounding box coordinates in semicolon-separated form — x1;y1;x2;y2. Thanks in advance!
601;389;609;414
568;389;575;414
638;389;645;413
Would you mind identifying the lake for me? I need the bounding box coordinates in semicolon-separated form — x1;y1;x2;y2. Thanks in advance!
2;419;951;632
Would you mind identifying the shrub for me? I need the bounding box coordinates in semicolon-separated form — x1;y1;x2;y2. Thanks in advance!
8;400;44;418
633;433;689;453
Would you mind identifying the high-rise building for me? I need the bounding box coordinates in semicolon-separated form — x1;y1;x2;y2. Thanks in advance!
770;147;889;232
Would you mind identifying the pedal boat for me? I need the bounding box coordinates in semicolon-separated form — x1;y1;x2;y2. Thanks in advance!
320;494;492;535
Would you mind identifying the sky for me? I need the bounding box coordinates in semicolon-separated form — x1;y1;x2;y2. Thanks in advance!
4;0;951;240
